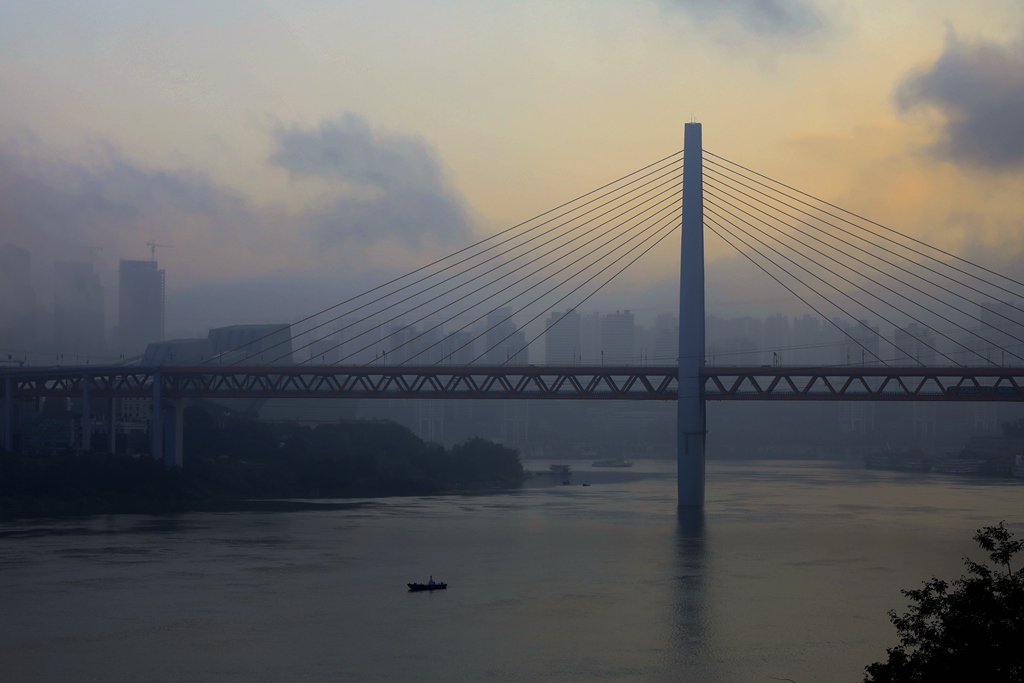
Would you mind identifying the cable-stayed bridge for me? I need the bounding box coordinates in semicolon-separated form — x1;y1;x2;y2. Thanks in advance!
5;123;1024;507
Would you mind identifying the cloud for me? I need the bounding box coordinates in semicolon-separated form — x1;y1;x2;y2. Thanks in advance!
270;113;472;248
0;114;479;340
658;0;828;40
0;135;273;282
896;32;1024;170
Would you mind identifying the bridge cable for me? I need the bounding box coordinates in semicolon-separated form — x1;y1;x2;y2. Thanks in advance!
704;201;948;365
702;161;1024;328
704;150;1024;296
376;205;682;366
705;214;891;368
209;149;683;364
704;193;980;366
505;223;683;368
313;191;682;366
247;157;682;364
704;182;1014;365
286;172;683;365
704;167;1024;333
475;217;683;366
287;177;682;365
242;158;683;365
356;205;684;368
704;211;890;366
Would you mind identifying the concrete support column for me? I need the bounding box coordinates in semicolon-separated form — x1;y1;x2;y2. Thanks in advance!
108;397;116;454
152;372;163;463
162;400;183;468
81;374;91;453
3;376;13;454
678;122;706;508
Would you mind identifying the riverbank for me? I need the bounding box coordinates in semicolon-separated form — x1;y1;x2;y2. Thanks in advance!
0;409;526;519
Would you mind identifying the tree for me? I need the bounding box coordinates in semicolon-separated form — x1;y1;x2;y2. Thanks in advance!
1000;417;1024;437
864;523;1024;682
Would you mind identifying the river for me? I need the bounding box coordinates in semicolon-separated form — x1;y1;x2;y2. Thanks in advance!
1;459;1021;682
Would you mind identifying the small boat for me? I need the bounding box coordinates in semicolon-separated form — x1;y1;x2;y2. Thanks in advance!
592;458;633;468
408;576;447;592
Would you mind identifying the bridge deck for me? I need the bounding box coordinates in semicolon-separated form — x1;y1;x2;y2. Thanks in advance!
3;365;1024;401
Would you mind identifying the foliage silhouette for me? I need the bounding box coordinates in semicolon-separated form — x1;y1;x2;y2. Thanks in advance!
0;406;525;517
864;522;1024;682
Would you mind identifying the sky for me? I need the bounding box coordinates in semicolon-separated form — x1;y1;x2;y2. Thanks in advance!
2;0;1024;338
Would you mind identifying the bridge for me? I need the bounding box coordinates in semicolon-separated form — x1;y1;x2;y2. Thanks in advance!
5;123;1024;508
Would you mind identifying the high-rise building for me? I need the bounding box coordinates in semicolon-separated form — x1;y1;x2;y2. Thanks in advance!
0;244;36;352
601;310;635;365
835;317;881;366
441;331;475;365
208;324;293;364
792;314;827;366
705;314;761;366
484;307;520;365
763;313;790;364
979;300;1024;365
894;323;937;366
118;259;165;357
502;329;528;366
54;261;104;357
310;336;341;365
653;313;678;365
337;318;382;365
386;324;418;365
545;310;580;365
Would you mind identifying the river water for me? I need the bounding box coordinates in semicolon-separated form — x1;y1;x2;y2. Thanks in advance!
1;459;1021;683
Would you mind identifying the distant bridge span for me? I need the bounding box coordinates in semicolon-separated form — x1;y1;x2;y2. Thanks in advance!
6;123;1024;508
5;364;1024;402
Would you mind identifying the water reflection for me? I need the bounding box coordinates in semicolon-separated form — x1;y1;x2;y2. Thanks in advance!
666;507;719;680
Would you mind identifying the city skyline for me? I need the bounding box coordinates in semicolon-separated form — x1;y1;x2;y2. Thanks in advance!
2;2;1024;341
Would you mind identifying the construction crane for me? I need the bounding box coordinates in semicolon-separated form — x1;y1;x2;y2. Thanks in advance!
146;241;172;262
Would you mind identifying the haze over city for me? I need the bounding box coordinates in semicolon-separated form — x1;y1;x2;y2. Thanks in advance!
3;3;1024;682
3;1;1024;345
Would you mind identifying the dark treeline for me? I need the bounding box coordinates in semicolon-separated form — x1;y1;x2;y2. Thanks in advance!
0;405;525;518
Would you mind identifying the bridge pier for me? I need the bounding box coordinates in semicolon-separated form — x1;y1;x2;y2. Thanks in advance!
3;376;13;454
150;374;183;468
152;372;163;463
108;397;116;454
678;122;706;508
81;373;91;453
162;400;184;468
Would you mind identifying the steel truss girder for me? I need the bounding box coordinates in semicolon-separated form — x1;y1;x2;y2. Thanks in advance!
4;365;1024;402
0;365;681;401
701;366;1024;401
